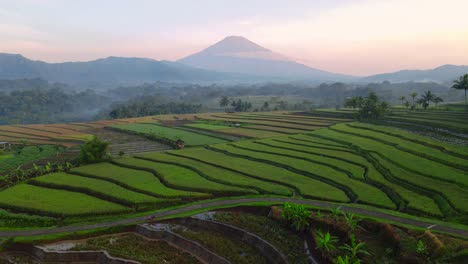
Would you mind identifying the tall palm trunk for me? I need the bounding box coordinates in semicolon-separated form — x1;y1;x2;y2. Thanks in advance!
465;88;467;111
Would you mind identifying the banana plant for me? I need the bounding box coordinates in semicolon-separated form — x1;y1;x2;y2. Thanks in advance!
343;212;360;231
315;229;338;258
340;234;370;263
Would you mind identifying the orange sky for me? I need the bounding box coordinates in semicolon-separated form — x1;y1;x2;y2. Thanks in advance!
1;0;467;75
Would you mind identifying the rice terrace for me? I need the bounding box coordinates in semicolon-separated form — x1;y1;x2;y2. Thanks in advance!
2;1;468;263
1;104;468;263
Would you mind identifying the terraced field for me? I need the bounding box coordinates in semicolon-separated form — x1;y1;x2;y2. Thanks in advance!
0;145;61;173
111;123;228;146
0;110;467;228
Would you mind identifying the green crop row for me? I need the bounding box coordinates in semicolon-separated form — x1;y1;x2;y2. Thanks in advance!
201;116;325;130
111;123;227;146
211;143;394;209
216;127;286;138
31;172;163;206
136;152;291;196
257;137;445;216
244;125;310;134
0;184;129;216
72;162;204;198
210;114;334;126
113;157;254;196
312;128;468;188
332;123;468;170
386;116;468;133
170;147;349;202
0;145;60;173
346;123;468;157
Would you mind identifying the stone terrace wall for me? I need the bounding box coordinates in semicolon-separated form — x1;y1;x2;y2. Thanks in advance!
33;246;139;264
136;224;229;264
177;217;289;264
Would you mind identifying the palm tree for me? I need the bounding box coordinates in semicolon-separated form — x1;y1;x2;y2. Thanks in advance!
452;74;468;107
409;92;418;108
219;96;230;112
340;234;370;262
433;97;443;108
315;229;338;258
420;91;435;109
399;96;406;106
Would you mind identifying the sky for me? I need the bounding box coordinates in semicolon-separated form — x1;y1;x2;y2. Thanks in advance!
0;0;467;76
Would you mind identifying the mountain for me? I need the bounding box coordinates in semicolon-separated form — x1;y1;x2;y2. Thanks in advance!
178;36;354;81
0;53;245;86
362;65;468;83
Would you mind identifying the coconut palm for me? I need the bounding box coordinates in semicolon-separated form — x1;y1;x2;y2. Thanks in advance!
452;74;468;107
419;91;436;109
399;96;406;106
409;92;418;108
433;97;443;108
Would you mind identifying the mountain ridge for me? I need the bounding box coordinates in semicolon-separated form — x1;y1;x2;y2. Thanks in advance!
178;36;354;81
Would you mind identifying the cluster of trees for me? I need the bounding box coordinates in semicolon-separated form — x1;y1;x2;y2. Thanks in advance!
452;73;468;106
0;86;108;124
107;95;202;119
398;91;443;110
344;92;389;119
219;96;252;112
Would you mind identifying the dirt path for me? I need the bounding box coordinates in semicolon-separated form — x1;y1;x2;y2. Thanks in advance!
1;198;467;238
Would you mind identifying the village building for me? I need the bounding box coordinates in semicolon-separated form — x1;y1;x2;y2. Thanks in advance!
0;142;11;151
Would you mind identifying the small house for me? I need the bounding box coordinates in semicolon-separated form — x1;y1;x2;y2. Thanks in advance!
176;139;185;149
0;142;11;151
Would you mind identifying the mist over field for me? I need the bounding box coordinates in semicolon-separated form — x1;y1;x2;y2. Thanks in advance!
1;2;468;263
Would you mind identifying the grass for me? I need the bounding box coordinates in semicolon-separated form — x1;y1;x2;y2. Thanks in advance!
0;184;128;216
73;233;200;264
137;152;292;196
171;147;349;202
0;145;61;173
32;172;163;205
72;162;205;198
113;157;254;195
111;123;227;146
211;143;395;209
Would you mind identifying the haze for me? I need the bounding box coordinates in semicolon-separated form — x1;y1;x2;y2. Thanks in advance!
1;0;467;75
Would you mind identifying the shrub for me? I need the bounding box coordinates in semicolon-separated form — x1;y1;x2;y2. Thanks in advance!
281;202;310;231
78;136;111;164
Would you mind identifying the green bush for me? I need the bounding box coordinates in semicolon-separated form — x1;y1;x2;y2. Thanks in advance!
78;136;111;164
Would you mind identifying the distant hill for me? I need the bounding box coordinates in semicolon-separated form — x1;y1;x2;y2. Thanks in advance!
362;65;468;83
0;53;245;85
178;36;354;81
